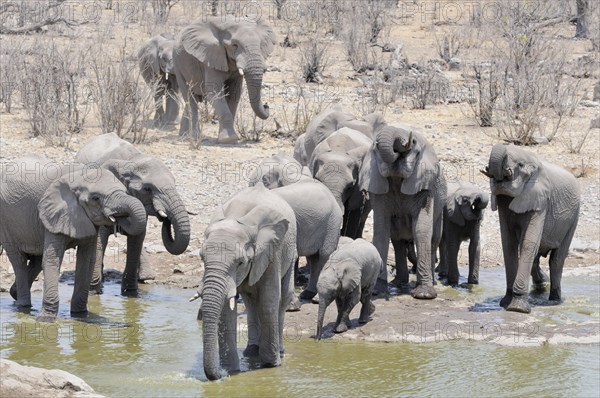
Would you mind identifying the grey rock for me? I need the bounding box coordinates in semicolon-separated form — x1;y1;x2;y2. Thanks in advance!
580;100;600;108
593;80;600;102
448;57;462;71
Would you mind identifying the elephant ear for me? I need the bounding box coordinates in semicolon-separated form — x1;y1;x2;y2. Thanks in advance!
180;21;228;72
238;206;289;286
256;19;277;58
138;39;160;77
101;159;138;190
401;141;439;195
38;178;97;240
446;193;465;227
339;260;361;292
362;147;389;194
309;141;332;176
508;160;548;213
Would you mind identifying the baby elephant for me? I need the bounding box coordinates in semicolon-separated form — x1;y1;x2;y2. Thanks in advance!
437;181;489;286
316;238;381;339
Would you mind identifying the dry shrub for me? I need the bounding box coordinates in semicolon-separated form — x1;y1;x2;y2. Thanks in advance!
298;35;330;83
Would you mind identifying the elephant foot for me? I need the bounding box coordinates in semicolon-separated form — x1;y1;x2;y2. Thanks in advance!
89;283;103;295
311;295;320;304
36;310;57;323
70;309;89;319
447;279;459;287
500;290;513;309
9;283;17;301
411;284;437;299
243;344;260;358
217;131;239;144
299;289;317;301
467;278;479;285
506;295;531;314
121;287;139;297
391;276;409;288
333;322;348;333
548;288;562;302
261;359;281;369
410;265;417;274
286;296;302;312
373;278;389;296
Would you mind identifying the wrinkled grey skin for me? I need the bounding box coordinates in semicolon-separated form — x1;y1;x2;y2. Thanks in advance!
293;133;308;166
200;184;297;380
0;155;146;322
271;180;343;301
301;107;385;163
361;124;447;299
482;144;580;313
247;153;311;188
75;133;191;294
138;33;180;129
436;180;489;286
173;17;277;143
316;237;381;339
310;127;373;239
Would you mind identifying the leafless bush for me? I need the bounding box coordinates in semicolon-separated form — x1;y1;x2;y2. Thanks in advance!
435;29;462;63
354;74;395;116
299;36;329;83
565;129;594;154
152;0;180;23
234;85;272;142
466;62;501;127
89;40;154;144
0;39;23;113
277;82;337;136
18;38;90;146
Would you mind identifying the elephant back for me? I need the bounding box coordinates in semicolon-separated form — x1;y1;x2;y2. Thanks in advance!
75;133;141;165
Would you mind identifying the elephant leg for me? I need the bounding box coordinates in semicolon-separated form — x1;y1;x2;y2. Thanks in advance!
71;237;97;317
431;213;443;282
219;298;240;373
257;292;281;367
407;241;418;274
279;264;294;356
7;250;31;307
90;227;109;294
138;249;156;282
497;199;519;309
334;297;344;329
371;196;391;295
437;230;448;277
209;91;237;144
152;82;166;128
391;239;409;287
334;290;360;333
37;236;66;322
445;237;461;286
358;288;375;324
468;224;481;284
243;291;260;357
300;253;320;300
121;228;146;295
178;82;200;138
548;223;577;302
343;207;361;239
164;77;180;125
507;210;545;314
222;76;242;143
530;253;547;291
411;206;437;299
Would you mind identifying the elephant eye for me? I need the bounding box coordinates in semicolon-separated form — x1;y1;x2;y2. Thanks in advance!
91;195;101;202
143;186;152;193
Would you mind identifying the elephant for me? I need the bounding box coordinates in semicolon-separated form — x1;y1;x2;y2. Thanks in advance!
75;133;191;293
173;17;277;143
0;155;147;322
200;184;297;380
436;180;489;286
316;237;381;339
247;153;311;188
138;33;180;129
301;107;385;163
361;124;447;299
310;127;373;239
271;179;343;301
293;133;308;166
481;144;580;313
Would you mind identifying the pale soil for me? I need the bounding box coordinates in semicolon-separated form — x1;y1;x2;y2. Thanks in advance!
0;1;599;344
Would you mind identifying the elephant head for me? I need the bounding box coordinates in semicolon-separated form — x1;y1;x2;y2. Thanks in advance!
200;203;289;380
247;153;309;189
102;156;190;255
481;144;545;213
366;124;439;195
138;33;176;78
446;182;489;226
38;167;147;240
179;17;277;120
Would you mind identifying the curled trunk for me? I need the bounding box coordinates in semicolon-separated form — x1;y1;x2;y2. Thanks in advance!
488;144;507;180
376;127;401;164
110;193;147;236
160;188;190;255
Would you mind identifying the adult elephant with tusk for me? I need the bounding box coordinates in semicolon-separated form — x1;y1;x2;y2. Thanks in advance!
75;133;191;293
199;184;297;380
173;16;277;143
0;155;146;322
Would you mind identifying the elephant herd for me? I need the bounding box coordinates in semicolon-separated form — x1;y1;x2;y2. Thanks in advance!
0;17;582;382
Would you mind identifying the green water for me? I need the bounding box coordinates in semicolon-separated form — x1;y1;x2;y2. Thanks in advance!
1;268;599;397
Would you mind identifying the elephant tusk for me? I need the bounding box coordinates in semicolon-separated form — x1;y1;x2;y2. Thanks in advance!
480;169;492;178
229;297;236;311
109;215;116;223
158;210;168;218
238;68;244;76
165;72;169;80
189;292;202;302
113;223;118;238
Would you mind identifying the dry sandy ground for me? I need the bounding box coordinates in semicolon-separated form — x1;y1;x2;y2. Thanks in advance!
0;1;599;345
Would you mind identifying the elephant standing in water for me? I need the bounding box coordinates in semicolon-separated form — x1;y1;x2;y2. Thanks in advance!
0;155;146;322
361;124;446;299
200;184;297;380
75;133;190;293
482;144;580;313
138;33;180;129
173;17;277;143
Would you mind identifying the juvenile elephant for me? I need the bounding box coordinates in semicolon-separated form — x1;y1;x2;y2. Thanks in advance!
200;184;297;380
138;33;180;129
482;144;580;313
0;155;146;322
247;153;310;188
362;124;446;299
75;133;191;293
174;17;277;143
301;107;385;162
271;180;343;300
293;133;308;166
316;237;381;339
437;180;489;286
310;127;373;239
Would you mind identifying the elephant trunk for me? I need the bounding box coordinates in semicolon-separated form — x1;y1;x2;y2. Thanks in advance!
376;127;410;164
316;295;333;340
159;187;190;255
202;274;227;381
107;193;147;236
243;56;270;120
488;144;507;181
